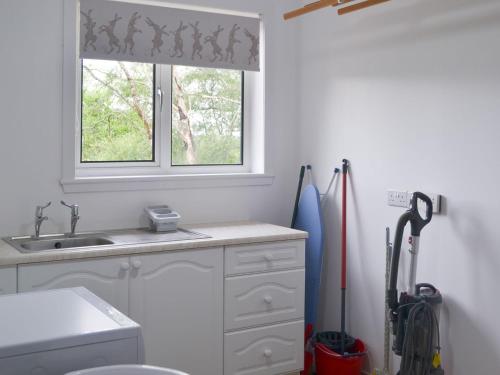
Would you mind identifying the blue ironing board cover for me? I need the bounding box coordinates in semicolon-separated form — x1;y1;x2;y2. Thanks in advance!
293;184;324;328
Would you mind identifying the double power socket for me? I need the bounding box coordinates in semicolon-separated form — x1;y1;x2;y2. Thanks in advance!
387;190;442;214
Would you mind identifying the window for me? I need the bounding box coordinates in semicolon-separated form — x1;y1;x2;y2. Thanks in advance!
62;1;269;192
171;66;244;166
81;60;155;163
80;60;244;172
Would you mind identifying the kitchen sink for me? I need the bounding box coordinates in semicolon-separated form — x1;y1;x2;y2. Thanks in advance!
4;228;210;254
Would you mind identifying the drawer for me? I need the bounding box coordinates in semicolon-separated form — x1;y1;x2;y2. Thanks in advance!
225;240;305;276
224;320;304;375
225;269;305;331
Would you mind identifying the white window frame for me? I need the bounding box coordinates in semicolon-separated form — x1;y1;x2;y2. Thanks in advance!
61;0;271;192
76;64;251;177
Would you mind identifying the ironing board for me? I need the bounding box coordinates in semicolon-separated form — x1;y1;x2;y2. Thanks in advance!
293;184;324;329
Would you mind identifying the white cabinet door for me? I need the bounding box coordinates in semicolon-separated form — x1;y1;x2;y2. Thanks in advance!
0;266;16;295
18;257;129;313
129;248;223;375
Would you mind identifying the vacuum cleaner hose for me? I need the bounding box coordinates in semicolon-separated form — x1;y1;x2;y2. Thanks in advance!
400;301;442;375
388;210;412;309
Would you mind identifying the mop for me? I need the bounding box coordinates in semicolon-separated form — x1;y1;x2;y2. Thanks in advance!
313;160;366;375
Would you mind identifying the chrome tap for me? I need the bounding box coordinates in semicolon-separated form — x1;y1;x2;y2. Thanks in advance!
34;202;51;238
60;201;80;237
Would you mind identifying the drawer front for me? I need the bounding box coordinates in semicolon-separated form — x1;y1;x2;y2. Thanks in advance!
225;240;305;276
224;320;304;375
225;269;305;331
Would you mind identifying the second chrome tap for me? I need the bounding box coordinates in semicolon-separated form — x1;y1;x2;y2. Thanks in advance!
60;200;80;237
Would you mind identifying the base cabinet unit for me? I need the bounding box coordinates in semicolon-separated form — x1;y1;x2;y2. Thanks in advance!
224;241;305;375
12;238;305;375
0;266;16;295
18;257;129;313
129;248;223;375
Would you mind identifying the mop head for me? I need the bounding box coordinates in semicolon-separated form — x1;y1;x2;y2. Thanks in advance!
316;331;356;354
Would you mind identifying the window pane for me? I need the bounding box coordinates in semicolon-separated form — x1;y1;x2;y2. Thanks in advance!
171;66;243;166
81;59;154;163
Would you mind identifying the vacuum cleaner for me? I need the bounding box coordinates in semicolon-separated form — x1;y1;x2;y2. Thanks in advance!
388;192;444;375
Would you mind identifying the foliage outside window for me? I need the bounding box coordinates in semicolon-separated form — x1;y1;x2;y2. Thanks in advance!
81;59;243;167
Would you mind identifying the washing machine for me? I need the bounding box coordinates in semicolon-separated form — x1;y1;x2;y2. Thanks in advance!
0;287;144;375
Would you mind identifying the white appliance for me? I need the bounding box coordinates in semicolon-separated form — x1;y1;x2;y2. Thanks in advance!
0;287;144;375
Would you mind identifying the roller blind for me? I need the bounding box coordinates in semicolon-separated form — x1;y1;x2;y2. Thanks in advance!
79;0;261;71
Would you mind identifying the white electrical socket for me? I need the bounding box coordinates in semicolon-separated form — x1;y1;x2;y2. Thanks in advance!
388;190;442;213
387;190;409;208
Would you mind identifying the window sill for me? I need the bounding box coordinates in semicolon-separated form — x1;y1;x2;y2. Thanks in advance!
60;173;275;193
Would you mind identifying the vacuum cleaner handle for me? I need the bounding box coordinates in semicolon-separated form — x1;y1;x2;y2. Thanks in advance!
415;283;437;295
409;192;433;236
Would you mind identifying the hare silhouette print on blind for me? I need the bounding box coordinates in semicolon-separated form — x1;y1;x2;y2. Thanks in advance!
204;25;224;62
123;12;142;55
81;9;98;52
170;21;188;58
189;21;203;60
244;28;259;65
99;13;122;54
225;24;241;64
145;17;169;57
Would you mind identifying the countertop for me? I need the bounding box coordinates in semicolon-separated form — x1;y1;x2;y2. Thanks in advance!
0;221;308;267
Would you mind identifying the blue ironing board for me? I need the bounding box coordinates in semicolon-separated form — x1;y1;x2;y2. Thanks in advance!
293;184;324;329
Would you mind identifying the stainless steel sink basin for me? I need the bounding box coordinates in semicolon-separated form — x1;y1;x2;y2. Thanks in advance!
19;236;114;252
4;228;210;254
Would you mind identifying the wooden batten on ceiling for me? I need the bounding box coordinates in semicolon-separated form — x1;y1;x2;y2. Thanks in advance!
283;0;391;20
337;0;390;15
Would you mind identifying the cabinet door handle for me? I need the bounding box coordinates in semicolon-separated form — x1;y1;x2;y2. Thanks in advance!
120;262;130;271
263;348;273;358
263;295;273;304
131;259;142;269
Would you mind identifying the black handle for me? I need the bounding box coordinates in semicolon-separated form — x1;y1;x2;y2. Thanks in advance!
409;192;433;236
291;166;305;228
415;283;437;295
342;159;349;174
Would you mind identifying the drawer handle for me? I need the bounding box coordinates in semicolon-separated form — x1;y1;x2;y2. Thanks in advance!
120;262;130;271
264;254;273;262
263;295;273;304
263;348;273;358
131;259;142;269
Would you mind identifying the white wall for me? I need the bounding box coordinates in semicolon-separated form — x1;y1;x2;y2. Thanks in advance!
0;0;301;237
296;0;500;373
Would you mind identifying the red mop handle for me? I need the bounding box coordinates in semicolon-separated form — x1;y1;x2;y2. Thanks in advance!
341;159;348;290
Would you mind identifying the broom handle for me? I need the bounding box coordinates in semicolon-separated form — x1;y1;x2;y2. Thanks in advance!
384;228;392;374
340;159;348;354
291;166;305;228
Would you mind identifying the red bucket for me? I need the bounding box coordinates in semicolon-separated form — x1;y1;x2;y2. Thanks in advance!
315;339;366;375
